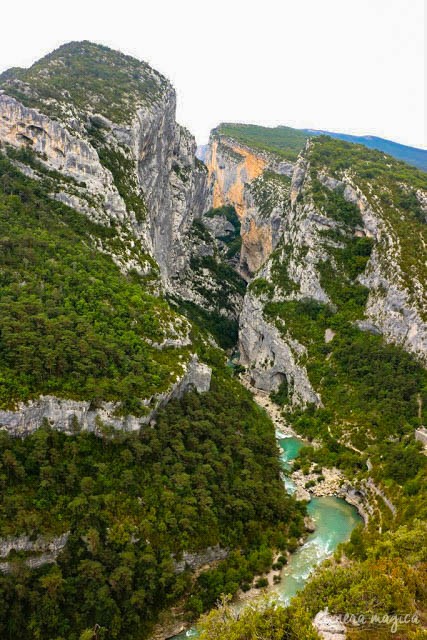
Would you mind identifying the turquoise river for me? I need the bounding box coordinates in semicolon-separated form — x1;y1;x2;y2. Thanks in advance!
173;434;362;638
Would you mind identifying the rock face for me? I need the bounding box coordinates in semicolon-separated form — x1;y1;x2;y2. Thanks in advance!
291;465;371;523
0;88;208;288
415;427;427;447
205;129;427;404
318;173;427;361
0;533;69;573
205;133;294;277
239;291;320;405
0;44;244;335
0;94;126;222
173;545;228;573
0;355;211;436
0;43;217;435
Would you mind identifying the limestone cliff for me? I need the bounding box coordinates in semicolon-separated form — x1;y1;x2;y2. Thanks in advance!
0;42;209;288
0;44;246;353
205;130;294;276
0;42;217;435
0;355;211;437
206;127;427;407
239;289;320;405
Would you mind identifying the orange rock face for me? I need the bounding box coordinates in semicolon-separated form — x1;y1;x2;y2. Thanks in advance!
206;137;281;275
242;219;273;275
207;139;266;218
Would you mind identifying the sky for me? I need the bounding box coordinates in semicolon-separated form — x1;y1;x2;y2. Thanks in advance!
0;0;425;148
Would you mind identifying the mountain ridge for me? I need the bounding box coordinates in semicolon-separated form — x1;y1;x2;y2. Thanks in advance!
303;127;427;171
202;122;427;172
0;41;426;640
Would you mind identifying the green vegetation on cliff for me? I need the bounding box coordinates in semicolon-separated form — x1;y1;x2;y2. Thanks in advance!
0;152;185;413
205;204;242;258
261;142;427;453
0;41;168;123
214;124;307;161
216;123;427;172
0;372;305;639
311;137;427;310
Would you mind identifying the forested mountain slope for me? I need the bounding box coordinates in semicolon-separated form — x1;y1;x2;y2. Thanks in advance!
0;44;306;639
212;122;427;172
1;43;427;640
304;128;427;172
202;123;427;639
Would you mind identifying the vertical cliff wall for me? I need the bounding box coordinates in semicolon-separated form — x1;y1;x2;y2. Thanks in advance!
0;42;215;435
205;132;294;276
0;42;209;290
205;128;427;407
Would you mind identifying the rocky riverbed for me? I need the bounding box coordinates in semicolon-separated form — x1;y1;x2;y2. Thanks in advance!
290;464;370;524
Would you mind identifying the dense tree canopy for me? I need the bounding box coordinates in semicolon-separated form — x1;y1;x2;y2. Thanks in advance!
0;374;304;639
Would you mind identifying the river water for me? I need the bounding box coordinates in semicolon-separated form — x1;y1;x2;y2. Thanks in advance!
173;435;361;638
275;436;361;603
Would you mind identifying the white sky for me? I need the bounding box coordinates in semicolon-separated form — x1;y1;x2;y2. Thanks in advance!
0;0;425;148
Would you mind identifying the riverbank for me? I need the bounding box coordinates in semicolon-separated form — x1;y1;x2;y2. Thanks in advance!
290;464;370;524
239;376;297;438
242;377;371;525
164;386;363;640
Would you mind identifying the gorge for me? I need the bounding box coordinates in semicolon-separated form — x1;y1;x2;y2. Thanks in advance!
0;42;426;640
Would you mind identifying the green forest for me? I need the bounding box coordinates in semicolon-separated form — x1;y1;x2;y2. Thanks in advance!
0;373;305;639
0;151;187;414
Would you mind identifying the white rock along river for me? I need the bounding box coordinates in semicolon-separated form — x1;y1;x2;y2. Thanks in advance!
173;434;362;638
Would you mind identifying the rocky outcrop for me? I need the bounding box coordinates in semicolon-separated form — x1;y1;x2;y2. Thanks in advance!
0;532;69;558
0;69;209;289
290;462;386;524
318;173;427;362
0;94;127;225
205;134;294;277
239;291;321;405
135;109;209;284
173;545;228;573
239;171;292;275
0;45;218;437
0;533;69;573
228;132;427;404
0;355;211;436
0;53;248;331
206;137;267;216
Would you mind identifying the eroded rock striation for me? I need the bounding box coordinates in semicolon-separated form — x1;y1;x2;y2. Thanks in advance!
205;128;427;404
